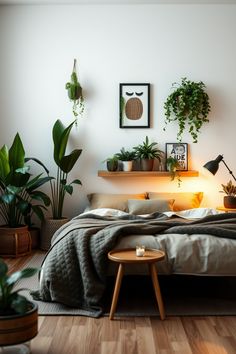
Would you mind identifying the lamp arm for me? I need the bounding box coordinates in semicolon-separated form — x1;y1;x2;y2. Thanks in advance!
222;159;236;182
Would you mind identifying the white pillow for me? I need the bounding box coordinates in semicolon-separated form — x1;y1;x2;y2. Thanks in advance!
80;208;128;217
163;208;221;219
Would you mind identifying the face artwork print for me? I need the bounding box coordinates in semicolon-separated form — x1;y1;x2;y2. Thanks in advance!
120;84;150;128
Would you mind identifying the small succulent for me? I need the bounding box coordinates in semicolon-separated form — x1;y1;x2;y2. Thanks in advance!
0;258;38;315
221;180;236;196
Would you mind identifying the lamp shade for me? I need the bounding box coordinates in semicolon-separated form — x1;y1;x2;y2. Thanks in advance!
203;155;224;175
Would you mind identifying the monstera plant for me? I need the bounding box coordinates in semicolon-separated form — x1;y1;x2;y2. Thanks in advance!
0;133;51;256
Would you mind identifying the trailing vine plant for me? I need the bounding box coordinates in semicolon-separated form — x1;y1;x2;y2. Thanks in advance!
163;78;211;143
65;59;85;125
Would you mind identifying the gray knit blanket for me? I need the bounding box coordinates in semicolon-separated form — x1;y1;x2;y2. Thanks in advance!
33;212;236;317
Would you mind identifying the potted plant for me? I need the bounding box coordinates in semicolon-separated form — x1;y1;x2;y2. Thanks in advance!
220;180;236;208
0;258;38;350
133;136;164;171
103;155;119;172
65;59;85;125
115;147;136;172
40;119;82;250
163;77;211;143
166;156;182;187
0;134;51;257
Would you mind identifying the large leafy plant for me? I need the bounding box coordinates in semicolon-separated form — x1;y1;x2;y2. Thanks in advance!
0;134;51;228
164;78;211;143
42;119;82;219
0;258;38;315
133;136;164;161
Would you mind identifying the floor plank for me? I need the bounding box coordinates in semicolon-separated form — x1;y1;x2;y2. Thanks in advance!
4;251;236;354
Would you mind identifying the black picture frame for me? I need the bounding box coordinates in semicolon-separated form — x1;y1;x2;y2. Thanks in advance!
119;83;150;128
166;143;188;171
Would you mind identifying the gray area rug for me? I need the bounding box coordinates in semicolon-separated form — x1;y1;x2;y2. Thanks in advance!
20;254;236;317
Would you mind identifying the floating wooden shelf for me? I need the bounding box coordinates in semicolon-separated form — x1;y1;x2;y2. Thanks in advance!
98;170;199;178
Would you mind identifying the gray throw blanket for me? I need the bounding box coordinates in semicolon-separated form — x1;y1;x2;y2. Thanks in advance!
33;212;236;317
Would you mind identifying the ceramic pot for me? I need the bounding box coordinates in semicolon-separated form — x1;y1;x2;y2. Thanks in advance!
122;161;133;172
107;160;118;172
140;159;154;171
224;196;236;209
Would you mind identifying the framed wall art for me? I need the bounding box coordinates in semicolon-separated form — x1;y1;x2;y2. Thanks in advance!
166;143;188;171
119;83;150;128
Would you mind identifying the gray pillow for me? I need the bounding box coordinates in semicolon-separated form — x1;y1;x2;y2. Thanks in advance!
128;199;175;215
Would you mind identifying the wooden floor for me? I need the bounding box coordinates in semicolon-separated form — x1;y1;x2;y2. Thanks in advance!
4;252;236;354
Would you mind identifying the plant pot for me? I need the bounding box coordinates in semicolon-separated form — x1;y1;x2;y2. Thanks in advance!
140;159;154;171
0;226;31;257
0;302;38;347
224;196;236;209
107;160;118;172
122;161;133;172
40;218;69;250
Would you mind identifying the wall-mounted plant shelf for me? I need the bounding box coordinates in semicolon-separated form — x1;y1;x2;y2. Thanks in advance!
98;170;199;178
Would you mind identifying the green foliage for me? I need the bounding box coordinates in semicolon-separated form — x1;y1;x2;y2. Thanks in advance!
0;134;51;227
40;120;82;219
166;156;182;187
65;59;84;124
221;180;236;196
0;258;38;315
164;78;211;143
115;147;136;161
133;136;164;161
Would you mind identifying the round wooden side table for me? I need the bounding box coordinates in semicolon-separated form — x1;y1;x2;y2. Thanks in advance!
108;248;166;320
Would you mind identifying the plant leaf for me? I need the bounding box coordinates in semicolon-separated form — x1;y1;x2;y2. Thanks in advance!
59;149;82;173
6;268;38;287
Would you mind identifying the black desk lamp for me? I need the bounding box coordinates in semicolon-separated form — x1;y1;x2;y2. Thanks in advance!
203;155;236;182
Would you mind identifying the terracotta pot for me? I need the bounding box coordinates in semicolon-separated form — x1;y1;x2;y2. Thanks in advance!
40;218;69;250
224;196;236;209
0;225;31;257
0;302;38;346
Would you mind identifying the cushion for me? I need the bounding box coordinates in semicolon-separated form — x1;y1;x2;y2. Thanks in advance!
128;199;175;215
87;193;147;212
147;192;203;211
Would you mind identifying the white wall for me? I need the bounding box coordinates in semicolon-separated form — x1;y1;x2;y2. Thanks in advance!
0;4;235;217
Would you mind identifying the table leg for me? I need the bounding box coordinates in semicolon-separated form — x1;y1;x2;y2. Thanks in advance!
149;263;165;320
109;263;124;320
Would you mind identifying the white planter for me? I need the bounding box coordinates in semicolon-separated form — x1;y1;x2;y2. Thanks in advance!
122;161;133;172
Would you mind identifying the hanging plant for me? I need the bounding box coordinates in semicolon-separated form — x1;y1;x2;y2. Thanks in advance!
163;78;211;143
65;59;85;124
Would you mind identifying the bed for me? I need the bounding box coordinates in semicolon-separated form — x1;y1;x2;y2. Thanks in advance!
34;192;236;317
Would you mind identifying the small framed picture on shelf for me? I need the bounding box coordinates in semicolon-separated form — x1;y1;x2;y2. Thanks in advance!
119;83;150;128
166;143;188;171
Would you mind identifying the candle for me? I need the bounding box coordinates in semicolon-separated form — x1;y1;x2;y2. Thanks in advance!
136;245;145;257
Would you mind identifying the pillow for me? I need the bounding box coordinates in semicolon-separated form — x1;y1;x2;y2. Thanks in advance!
81;208;128;217
87;193;147;212
163;207;220;219
128;199;175;215
147;192;203;211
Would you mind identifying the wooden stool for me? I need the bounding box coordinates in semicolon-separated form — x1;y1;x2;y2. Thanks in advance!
108;248;166;320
